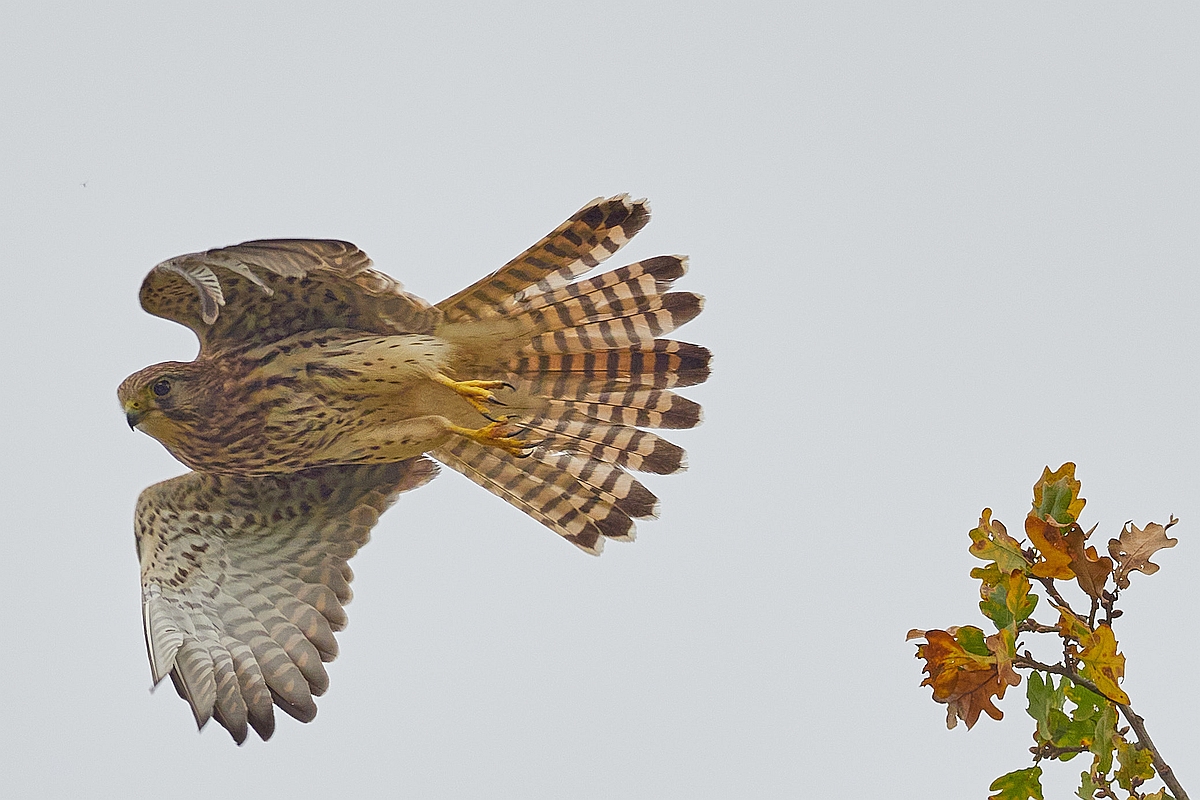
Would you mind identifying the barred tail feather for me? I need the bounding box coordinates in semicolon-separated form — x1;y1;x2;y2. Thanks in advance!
434;198;709;552
501;255;689;318
534;451;660;519
432;440;637;554
538;390;702;430
507;341;712;390
437;196;650;323
520;292;702;354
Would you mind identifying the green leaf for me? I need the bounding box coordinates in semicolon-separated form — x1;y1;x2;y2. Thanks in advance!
969;509;1031;573
1026;672;1066;744
1003;570;1037;625
1032;463;1086;524
1076;770;1098;800
956;625;991;657
1065;682;1117;773
974;564;1014;629
1114;739;1155;791
973;566;1039;632
989;766;1044;800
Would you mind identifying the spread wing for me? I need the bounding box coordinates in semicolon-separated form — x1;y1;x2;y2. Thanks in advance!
135;459;438;743
139;239;442;356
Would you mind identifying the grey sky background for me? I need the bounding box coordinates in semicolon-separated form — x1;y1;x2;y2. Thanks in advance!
3;3;1197;797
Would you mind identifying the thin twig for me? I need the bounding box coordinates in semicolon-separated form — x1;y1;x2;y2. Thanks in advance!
1018;619;1059;634
1034;575;1087;623
1030;741;1090;761
1014;654;1113;703
1117;704;1189;800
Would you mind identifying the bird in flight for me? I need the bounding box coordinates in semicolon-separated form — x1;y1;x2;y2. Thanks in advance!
119;195;710;742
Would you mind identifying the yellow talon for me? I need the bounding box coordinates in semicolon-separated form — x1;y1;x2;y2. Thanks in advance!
446;420;533;458
433;374;513;416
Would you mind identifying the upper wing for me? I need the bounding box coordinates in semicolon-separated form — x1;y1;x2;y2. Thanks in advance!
139;239;442;355
436;195;650;323
135;459;438;743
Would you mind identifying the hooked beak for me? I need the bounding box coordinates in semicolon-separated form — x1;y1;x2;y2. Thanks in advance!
124;402;145;430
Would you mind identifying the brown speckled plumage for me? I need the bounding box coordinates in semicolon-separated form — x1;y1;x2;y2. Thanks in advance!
121;195;710;742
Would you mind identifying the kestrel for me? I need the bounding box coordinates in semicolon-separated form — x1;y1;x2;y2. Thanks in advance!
119;196;710;742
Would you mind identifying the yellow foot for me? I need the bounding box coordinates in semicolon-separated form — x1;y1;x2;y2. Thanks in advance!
433;374;514;417
446;421;534;458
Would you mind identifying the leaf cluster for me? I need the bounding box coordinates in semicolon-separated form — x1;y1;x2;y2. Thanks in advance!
908;464;1183;800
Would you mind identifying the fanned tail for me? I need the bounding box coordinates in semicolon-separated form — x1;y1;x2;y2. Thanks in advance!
432;197;710;553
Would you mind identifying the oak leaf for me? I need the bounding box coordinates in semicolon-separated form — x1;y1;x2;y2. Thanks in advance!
911;627;1020;729
1032;463;1086;525
1113;738;1155;791
988;766;1044;800
1026;517;1111;597
1064;682;1117;773
973;565;1038;631
987;628;1019;688
1026;673;1110;761
1062;523;1111;600
1026;513;1075;580
969;509;1030;573
1026;671;1070;746
1077;771;1100;800
1056;606;1091;643
1108;519;1178;590
1078;623;1130;705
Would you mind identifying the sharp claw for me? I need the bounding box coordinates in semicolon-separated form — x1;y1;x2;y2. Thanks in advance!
483;408;521;423
488;396;506;406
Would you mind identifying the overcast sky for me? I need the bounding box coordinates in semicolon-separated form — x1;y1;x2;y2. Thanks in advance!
3;3;1198;798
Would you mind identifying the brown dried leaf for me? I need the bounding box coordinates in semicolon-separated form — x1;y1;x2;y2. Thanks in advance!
912;627;1020;730
1063;523;1112;599
1107;519;1179;590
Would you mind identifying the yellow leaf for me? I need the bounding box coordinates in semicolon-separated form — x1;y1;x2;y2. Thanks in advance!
1056;606;1091;642
1078;623;1130;705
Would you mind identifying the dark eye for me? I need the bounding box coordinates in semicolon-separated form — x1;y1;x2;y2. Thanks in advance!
152;379;172;397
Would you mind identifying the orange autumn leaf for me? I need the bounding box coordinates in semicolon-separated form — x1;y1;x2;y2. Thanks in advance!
910;627;1020;730
1025;514;1075;580
1024;516;1110;595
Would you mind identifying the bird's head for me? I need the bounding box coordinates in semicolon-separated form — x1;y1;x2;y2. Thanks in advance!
118;361;208;446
